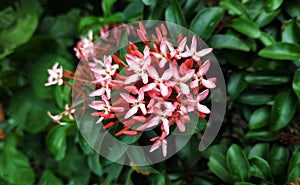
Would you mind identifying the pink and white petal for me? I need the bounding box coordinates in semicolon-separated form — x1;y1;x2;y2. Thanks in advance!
199;60;210;76
162;118;170;135
125;105;139;119
162;139;167;157
89;88;104;97
179;82;190;94
139;104;147;115
197;89;210;102
159;83;169;97
176;120;185;132
147;66;159;79
111;106;125;112
161;69;173;81
197;48;213;57
96;117;104;124
181;69;195;82
191;36;197;53
197;104;211;114
164;101;175;111
142;83;157;92
202;79;216;89
138;90;145;101
124;74;140;84
178;37;187;51
159;58;168;68
190;79;199;88
149;140;161;153
145;117;160;128
141;73;148;84
132;116;147;122
124;86;139;94
120;93;137;104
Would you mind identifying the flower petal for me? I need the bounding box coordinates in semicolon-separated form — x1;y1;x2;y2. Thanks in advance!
162;139;167;157
179;82;190;94
199;60;210;76
147;66;159;79
124;74;140;84
120;93;137;104
125;105;139;119
197;104;211;114
202;78;216;89
161;69;173;80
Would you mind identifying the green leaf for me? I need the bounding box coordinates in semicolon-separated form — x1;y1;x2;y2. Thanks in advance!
147;0;165;20
258;42;300;60
38;170;64;185
238;92;273;105
87;153;103;176
226;144;250;182
10;88;52;133
244;73;290;85
258;32;276;46
248;143;269;160
142;0;155;5
208;153;233;184
101;0;117;17
234;182;256;185
0;135;35;185
255;9;280;27
227;72;247;100
250;157;272;180
208;34;250;51
266;0;283;11
0;11;38;59
105;163;123;185
284;0;300;19
249;106;270;130
151;174;166;185
58;147;90;185
176;135;201;167
292;70;300;100
123;1;144;20
190;7;224;40
165;0;186;26
245;130;278;141
288;166;300;185
125;169;134;185
220;0;249;17
288;153;300;174
269;145;289;177
282;20;300;45
231;17;261;38
46;125;71;161
270;91;297;131
0;7;17;31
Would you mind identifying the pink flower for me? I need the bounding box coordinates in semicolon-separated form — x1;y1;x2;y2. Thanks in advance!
74;30;94;59
169;63;195;94
144;66;173;97
47;111;67;125
180;36;213;62
149;137;167;157
91;55;119;83
45;62;63;86
124;46;151;84
190;60;216;89
187;89;211;114
63;104;75;120
120;90;147;119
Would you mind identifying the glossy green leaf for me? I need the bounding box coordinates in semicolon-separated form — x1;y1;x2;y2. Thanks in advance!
284;0;300;19
226;144;250;182
10;88;52;133
250;157;272;180
220;0;249;17
0;7;17;31
270;91;297;131
208;153;233;184
125;169;134;185
234;182;256;185
46;125;71;161
288;166;300;185
202;144;228;159
151;174;166;185
244;73;290;85
227;72;247;100
245;130;278;141
0;136;35;185
101;0;117;17
141;0;155;5
282;20;300;45
231;17;261;38
249;106;270;130
255;9;280;27
269;145;289;177
258;32;276;46
248;143;269;159
123;1;144;20
183;0;203;16
288;153;300;174
238;92;273;105
147;0;165;20
190;7;224;40
177;135;201;167
208;34;250;51
58;147;90;185
258;42;300;60
105;163;123;185
165;0;186;26
87;153;103;176
266;0;283;11
293;70;300;100
38;170;63;185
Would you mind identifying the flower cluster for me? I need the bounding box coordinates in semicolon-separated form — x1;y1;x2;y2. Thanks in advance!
88;23;216;157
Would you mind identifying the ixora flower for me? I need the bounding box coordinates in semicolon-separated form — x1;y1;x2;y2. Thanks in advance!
85;22;217;157
44;62;63;86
